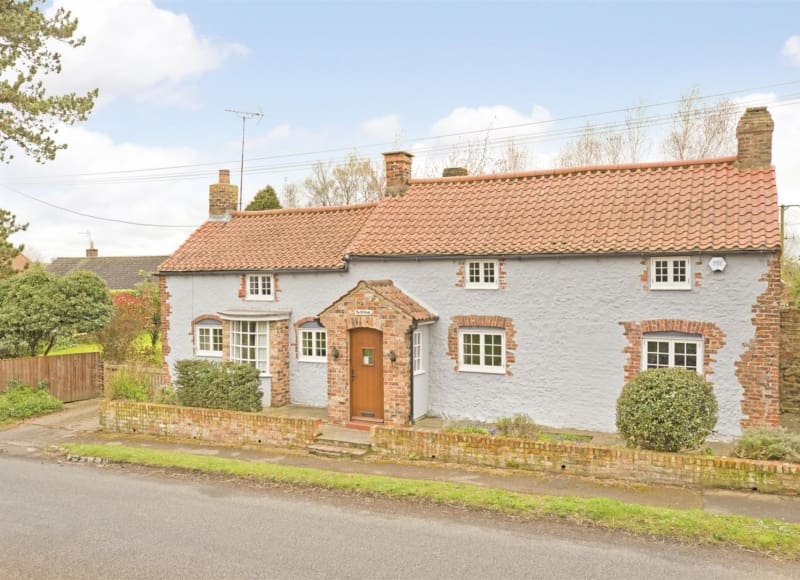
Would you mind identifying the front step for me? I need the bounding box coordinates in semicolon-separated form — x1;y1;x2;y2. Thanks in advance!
308;442;370;458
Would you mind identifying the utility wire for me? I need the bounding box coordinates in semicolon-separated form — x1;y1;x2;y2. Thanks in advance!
0;183;199;228
6;78;800;183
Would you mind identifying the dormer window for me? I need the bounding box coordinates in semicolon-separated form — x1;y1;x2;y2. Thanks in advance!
650;257;690;290
465;259;499;290
246;274;274;300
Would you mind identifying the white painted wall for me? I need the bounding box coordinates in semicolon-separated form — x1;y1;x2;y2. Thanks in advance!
164;252;770;439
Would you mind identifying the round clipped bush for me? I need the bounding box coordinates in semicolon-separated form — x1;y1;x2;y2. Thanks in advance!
616;368;718;452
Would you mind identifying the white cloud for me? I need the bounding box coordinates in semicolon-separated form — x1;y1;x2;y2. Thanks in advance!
411;104;553;176
46;0;247;105
783;35;800;66
361;114;401;142
2;125;210;261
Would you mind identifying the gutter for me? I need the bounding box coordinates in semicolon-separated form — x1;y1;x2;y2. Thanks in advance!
346;249;780;262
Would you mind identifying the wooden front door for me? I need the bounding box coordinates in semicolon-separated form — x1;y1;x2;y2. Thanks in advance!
350;328;384;421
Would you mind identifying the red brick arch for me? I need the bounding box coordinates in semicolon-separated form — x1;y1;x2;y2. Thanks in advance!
620;319;726;382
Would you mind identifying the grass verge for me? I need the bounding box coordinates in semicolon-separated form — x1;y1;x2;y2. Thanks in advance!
63;443;800;559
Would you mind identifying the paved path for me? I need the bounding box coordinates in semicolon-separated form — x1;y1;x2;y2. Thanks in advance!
0;399;99;456
1;457;797;580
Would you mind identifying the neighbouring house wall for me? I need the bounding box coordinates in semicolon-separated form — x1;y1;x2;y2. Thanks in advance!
163;252;775;439
780;306;800;413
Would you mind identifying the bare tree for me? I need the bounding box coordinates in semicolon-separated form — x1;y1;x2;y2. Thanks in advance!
425;133;533;177
558;103;651;168
280;180;300;208
662;88;736;160
304;152;382;206
304;161;336;206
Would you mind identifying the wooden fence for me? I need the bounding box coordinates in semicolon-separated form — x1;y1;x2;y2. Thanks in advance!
0;352;102;402
103;363;168;399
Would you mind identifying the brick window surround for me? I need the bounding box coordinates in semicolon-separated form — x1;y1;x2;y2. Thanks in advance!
447;315;517;376
639;256;703;291
620;319;726;383
190;314;223;353
456;259;507;289
238;273;281;301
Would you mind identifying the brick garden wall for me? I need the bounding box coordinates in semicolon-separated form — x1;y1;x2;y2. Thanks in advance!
100;400;321;448
371;426;800;495
780;306;800;413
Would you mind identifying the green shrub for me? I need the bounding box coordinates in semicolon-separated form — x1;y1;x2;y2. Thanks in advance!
174;359;263;412
732;427;800;462
0;380;63;422
495;414;539;438
111;371;150;402
616;368;718;452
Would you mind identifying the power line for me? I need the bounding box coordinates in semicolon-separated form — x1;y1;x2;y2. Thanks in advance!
0;183;199;228
7;78;800;183
9;91;800;188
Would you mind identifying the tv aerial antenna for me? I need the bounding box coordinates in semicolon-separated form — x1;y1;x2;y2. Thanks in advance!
225;108;264;210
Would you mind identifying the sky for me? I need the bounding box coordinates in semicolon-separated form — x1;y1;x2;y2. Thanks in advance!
1;0;800;261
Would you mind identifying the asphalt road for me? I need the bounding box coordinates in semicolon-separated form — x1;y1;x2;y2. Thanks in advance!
0;457;797;580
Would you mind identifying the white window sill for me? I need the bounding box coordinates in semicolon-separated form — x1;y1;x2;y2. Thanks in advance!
195;352;223;358
245;296;275;301
413;370;426;376
458;366;506;375
464;285;499;291
650;286;691;291
298;358;327;364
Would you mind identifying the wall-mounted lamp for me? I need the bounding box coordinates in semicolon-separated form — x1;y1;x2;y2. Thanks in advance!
331;346;340;360
388;350;397;362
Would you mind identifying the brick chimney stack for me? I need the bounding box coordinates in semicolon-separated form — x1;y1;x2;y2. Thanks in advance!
209;169;239;220
383;151;413;194
736;107;774;170
85;241;98;257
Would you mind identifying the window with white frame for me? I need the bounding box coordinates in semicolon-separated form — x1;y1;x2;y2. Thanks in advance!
230;320;269;374
458;328;505;373
650;257;690;290
195;321;222;357
642;334;703;374
246;274;274;300
465;259;499;289
299;325;327;363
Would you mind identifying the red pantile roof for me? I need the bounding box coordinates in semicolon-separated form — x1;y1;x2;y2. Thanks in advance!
347;157;780;256
160;204;376;272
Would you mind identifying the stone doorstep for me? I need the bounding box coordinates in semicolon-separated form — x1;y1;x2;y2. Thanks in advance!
308;442;370;458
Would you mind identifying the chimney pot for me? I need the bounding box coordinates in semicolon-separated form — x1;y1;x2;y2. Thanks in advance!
736;107;774;169
383;151;413;194
442;167;468;178
85;241;98;258
209;169;239;220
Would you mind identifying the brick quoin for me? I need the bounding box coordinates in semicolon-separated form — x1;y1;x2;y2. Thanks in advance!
620;319;726;383
159;275;172;382
447;315;517;376
736;254;782;428
269;320;290;406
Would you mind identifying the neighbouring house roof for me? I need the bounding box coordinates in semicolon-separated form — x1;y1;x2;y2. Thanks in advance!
347;157;780;256
319;279;438;322
159;204;376;272
46;255;169;290
11;253;31;272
